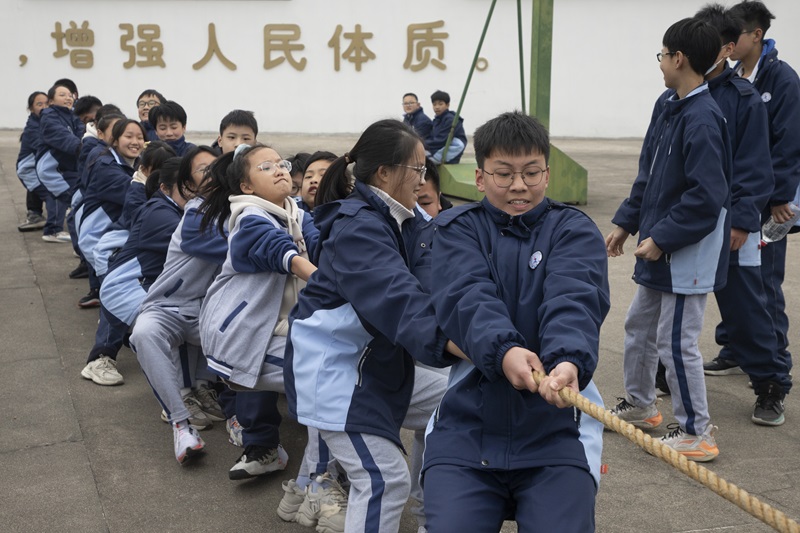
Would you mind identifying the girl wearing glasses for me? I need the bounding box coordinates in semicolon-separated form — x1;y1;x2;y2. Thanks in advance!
197;144;318;474
284;119;458;532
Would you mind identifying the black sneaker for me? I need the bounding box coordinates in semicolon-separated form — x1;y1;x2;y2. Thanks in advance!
78;288;100;308
655;361;670;396
703;356;744;376
228;444;288;480
752;382;786;426
69;261;89;279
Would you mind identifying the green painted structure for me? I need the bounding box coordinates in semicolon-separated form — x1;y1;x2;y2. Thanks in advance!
439;0;588;204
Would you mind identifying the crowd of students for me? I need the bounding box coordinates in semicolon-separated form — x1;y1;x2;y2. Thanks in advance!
12;1;798;531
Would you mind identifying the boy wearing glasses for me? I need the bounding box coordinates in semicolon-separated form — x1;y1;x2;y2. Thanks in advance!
401;92;433;139
709;1;800;396
136;89;164;141
606;18;731;461
424;111;610;531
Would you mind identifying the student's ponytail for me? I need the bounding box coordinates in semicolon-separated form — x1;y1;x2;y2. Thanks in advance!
315;155;353;206
199;151;236;234
198;143;265;234
316;119;420;207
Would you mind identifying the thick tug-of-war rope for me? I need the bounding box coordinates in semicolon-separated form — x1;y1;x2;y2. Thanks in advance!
531;371;800;533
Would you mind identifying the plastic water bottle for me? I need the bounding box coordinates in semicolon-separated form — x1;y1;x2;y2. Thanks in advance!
761;203;800;243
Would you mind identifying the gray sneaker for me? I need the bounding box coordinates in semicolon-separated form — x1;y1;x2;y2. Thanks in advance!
161;394;213;430
80;356;124;386
18;212;46;232
194;386;225;421
609;397;663;429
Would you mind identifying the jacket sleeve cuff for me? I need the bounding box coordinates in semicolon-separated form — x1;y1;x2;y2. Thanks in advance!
282;250;298;274
493;340;523;382
548;355;590;389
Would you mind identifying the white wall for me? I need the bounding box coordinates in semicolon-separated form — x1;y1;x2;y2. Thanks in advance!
2;0;798;138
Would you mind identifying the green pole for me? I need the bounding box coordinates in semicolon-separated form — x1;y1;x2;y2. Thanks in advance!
517;0;527;114
529;0;553;129
442;0;498;163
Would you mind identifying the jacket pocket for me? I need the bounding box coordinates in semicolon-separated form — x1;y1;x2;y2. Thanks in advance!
220;301;248;332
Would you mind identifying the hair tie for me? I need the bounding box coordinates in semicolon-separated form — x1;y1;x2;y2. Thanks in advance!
344;152;352;164
234;143;251;160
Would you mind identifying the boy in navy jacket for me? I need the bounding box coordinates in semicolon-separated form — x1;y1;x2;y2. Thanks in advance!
690;4;791;426
401;92;432;138
607;18;732;462
148;100;196;157
424;111;610;531
425;90;467;164
707;1;800;409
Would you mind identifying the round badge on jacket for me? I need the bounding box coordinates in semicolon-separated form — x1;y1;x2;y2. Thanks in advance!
529;251;543;270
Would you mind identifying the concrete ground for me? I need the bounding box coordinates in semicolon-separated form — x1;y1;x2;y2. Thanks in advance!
0;130;798;533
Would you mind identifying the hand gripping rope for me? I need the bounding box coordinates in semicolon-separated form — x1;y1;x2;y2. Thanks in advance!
531;371;800;533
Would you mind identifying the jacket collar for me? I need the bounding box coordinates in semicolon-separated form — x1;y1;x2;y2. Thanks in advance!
481;196;552;237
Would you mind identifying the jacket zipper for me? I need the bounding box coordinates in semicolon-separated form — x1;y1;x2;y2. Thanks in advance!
356;347;371;387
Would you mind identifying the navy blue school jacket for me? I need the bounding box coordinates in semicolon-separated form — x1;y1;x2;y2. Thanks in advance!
107;191;183;290
81;149;135;222
403;107;433;139
285;181;450;448
425;110;467;153
141;120;159;142
165;136;195;157
18;114;42;164
78;136;101;185
740;40;800;207
424;197;609;485
613;85;732;294
707;65;773;234
36;106;84;184
16;114;42;191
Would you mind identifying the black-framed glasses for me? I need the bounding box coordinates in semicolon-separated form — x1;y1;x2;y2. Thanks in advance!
137;100;160;108
656;51;678;62
394;164;427;180
257;160;292;174
482;166;548;188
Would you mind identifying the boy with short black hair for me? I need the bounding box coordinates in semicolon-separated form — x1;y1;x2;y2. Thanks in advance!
401;92;432;139
424;110;610;531
136;89;165;141
689;3;791;426
73;95;102;125
148;100;195;156
713;1;800;396
217;109;257;154
606;18;732;461
425;89;467;164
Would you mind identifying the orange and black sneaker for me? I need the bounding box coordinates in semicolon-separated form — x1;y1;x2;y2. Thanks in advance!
608;397;663;429
659;424;719;462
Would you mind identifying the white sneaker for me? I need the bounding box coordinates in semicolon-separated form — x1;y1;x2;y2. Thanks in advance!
42;231;71;243
277;479;307;522
296;474;348;532
229;444;288;480
173;422;205;464
80;356;124;386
